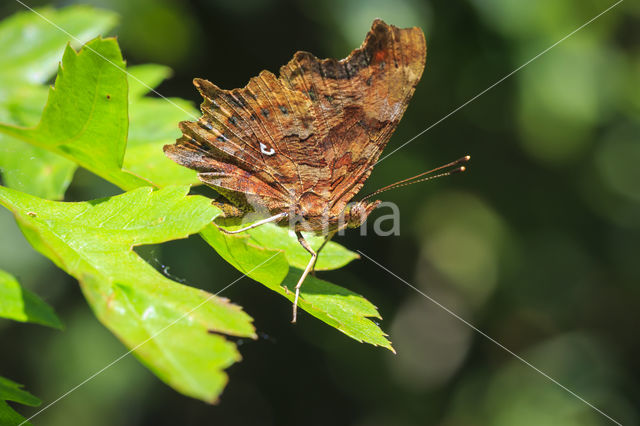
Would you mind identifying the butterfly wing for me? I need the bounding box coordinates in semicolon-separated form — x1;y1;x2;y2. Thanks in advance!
165;71;338;213
164;19;426;218
278;19;427;215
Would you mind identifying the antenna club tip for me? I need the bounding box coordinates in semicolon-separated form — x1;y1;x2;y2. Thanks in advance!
460;166;466;172
454;155;471;165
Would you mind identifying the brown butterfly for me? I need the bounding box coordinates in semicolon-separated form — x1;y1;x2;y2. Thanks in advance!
164;19;468;322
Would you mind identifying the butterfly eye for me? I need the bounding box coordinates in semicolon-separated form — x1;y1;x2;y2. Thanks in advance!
259;143;275;156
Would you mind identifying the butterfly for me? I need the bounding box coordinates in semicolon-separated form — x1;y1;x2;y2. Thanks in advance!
165;19;467;322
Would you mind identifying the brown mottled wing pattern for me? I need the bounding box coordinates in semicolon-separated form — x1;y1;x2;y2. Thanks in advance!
278;19;426;216
164;74;314;212
164;19;426;217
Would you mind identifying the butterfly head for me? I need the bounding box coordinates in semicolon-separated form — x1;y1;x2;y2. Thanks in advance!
345;200;382;228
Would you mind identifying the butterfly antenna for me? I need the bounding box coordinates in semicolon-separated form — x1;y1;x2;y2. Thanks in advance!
360;155;470;201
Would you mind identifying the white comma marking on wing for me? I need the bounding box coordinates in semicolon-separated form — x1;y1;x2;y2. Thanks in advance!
260;142;276;156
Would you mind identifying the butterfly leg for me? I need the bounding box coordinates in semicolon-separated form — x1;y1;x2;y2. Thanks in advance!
215;212;287;234
311;231;336;276
292;231;316;323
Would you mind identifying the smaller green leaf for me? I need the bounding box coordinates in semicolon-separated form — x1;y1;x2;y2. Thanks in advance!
125;92;199;187
201;225;393;351
0;269;63;329
0;38;150;191
0;84;49;125
279;272;393;350
127;64;172;99
124;63;199;187
0;376;40;407
124;63;200;187
0;84;76;200
0;376;41;426
0;138;76;200
239;223;359;271
202;225;291;285
0;6;119;200
0;401;27;426
0;6;118;86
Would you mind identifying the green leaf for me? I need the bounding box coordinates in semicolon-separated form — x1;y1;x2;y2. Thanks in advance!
200;225;394;351
0;376;40;426
221;218;359;270
0;401;27;426
0;84;76;200
124;65;199;187
126;63;172;99
0;377;40;407
0;185;256;402
0;269;63;329
0;138;76;200
0;38;150;191
0;6;118;200
238;223;359;271
0;5;118;87
0;7;151;201
0;84;49;124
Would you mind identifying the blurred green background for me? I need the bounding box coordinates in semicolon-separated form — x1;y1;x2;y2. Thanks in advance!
1;0;639;425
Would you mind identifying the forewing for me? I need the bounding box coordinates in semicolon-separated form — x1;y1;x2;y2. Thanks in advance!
279;19;427;214
164;19;426;216
165;71;338;210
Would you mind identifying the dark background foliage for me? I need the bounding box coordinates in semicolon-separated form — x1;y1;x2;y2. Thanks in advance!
1;0;638;425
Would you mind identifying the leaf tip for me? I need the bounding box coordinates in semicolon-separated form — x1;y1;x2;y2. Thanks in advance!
386;342;397;354
48;317;65;331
